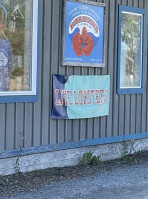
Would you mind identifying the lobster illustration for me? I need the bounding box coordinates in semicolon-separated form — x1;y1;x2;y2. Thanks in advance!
73;27;94;57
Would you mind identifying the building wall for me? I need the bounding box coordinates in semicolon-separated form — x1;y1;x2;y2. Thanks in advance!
0;0;148;156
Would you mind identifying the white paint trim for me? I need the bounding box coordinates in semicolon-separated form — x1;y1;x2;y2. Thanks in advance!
32;0;39;95
0;0;39;97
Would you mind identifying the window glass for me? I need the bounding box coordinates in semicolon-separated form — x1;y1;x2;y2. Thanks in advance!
120;12;143;88
117;5;146;94
0;0;38;96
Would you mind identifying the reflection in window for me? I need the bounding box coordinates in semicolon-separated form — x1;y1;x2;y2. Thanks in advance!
120;12;143;88
0;0;38;95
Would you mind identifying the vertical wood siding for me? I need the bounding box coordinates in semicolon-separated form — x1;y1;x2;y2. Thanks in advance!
1;0;147;151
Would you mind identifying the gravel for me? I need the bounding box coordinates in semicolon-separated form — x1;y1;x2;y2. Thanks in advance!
0;150;148;198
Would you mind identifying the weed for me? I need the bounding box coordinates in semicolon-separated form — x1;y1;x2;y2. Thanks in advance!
120;155;131;163
82;151;101;166
91;156;101;166
82;151;93;166
15;131;24;174
120;140;134;163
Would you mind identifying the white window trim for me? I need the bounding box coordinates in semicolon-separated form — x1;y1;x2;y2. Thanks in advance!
0;0;38;96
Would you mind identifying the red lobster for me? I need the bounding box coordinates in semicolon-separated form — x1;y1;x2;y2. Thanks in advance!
73;27;94;57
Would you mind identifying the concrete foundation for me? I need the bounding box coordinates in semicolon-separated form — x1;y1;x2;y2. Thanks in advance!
1;138;148;176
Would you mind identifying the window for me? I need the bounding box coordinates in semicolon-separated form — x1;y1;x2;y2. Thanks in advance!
0;0;40;102
117;5;146;94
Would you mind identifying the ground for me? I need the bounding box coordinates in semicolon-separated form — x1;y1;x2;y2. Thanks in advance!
0;150;148;198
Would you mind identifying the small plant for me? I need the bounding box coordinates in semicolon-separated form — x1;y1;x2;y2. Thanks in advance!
120;155;131;163
82;151;93;166
120;140;133;163
82;151;101;166
91;156;101;166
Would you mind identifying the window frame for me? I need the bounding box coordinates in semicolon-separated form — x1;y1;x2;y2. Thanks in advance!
117;5;146;94
0;0;40;103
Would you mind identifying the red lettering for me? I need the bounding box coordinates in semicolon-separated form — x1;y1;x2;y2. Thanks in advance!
70;16;98;34
91;90;95;104
95;90;101;104
55;89;61;106
78;90;83;105
87;90;91;104
55;89;64;106
60;90;66;106
100;89;107;104
103;89;107;103
83;90;87;105
67;90;73;106
74;90;79;105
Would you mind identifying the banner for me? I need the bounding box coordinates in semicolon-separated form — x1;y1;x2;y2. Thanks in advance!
52;75;110;119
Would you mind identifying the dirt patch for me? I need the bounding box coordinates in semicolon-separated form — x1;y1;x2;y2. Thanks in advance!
0;150;148;198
